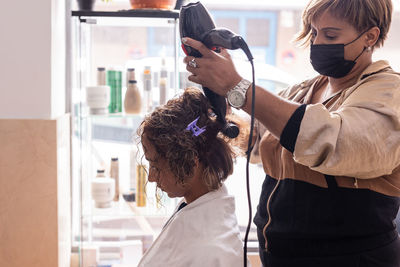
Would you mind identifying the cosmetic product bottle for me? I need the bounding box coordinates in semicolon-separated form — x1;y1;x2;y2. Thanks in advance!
126;68;136;82
116;70;122;113
143;66;153;112
96;169;106;178
85;85;110;115
107;69;116;113
124;80;142;114
91;169;115;208
123;145;137;202
110;157;119;201
136;164;147;207
159;58;168;105
107;68;122;113
97;67;106;85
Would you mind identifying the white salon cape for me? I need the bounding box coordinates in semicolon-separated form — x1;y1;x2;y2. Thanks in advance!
138;184;249;267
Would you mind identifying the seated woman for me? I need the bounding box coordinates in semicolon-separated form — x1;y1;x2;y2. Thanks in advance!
137;87;248;267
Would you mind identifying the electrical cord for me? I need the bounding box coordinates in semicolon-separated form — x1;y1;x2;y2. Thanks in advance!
243;59;256;267
234;37;256;267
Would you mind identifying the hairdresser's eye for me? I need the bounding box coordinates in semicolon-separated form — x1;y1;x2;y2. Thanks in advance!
311;30;317;38
325;34;337;40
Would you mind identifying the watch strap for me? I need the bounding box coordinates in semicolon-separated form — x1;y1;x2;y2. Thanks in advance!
227;78;251;108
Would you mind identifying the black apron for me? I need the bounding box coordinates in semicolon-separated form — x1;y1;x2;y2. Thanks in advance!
254;175;400;267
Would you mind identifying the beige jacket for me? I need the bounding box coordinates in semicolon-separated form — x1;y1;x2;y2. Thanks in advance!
259;60;400;197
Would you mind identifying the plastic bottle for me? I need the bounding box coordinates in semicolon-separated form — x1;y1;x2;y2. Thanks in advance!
97;67;106;86
159;58;168;105
96;169;106;178
115;70;122;113
107;68;122;113
107;69;116;113
110;157;119;201
136;164;147;207
92;169;115;208
123;145;138;202
126;68;136;82
143;66;153;112
124;80;142;114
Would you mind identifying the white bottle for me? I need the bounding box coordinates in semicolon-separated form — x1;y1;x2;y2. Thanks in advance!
110;157;119;201
129;146;137;201
159;58;168;105
91;169;115;208
97;67;106;85
143;66;153;112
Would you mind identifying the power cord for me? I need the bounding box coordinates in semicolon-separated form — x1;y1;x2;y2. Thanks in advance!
243;59;256;267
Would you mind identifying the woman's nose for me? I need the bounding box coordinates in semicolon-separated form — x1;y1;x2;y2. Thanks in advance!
148;173;157;182
147;168;158;183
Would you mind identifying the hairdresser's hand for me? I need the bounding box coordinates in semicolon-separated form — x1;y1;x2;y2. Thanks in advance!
182;37;242;96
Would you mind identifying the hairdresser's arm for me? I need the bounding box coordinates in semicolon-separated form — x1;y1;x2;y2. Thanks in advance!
182;37;300;138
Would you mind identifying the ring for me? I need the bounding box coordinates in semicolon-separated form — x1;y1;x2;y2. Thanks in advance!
188;58;198;68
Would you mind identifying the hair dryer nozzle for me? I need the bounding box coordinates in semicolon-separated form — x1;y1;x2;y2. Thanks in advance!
222;122;239;138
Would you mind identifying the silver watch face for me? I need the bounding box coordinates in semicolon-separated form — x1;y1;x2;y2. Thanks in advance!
228;90;245;108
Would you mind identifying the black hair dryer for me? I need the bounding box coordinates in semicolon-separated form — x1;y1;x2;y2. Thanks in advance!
179;1;253;138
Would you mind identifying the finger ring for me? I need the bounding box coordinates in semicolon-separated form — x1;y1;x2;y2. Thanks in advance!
188;58;198;68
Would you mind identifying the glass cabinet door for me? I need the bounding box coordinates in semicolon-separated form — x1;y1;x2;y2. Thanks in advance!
70;10;182;266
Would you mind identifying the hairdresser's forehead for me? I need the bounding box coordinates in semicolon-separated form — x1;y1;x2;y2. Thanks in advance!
311;10;353;31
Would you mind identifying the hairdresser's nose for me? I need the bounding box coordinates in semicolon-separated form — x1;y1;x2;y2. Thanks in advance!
313;32;323;45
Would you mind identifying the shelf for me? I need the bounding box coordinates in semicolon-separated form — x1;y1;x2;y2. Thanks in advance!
72;9;180;19
80;113;145;119
70;8;182;262
82;199;174;219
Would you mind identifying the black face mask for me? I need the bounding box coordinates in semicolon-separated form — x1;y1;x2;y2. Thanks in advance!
310;31;367;78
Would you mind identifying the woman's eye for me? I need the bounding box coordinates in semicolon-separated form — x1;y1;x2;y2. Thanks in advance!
325;35;337;40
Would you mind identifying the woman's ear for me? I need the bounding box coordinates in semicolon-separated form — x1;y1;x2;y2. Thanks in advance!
365;26;380;48
192;157;204;180
194;157;199;167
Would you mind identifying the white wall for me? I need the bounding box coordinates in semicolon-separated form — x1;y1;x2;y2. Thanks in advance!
0;0;66;119
52;0;67;119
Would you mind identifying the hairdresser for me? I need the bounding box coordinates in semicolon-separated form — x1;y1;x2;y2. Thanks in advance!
183;0;400;266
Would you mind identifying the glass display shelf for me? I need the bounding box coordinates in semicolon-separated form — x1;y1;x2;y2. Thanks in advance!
82;112;145;119
70;8;181;266
72;9;180;19
81;193;178;219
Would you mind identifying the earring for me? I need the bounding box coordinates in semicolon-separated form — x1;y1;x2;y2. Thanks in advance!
366;46;372;52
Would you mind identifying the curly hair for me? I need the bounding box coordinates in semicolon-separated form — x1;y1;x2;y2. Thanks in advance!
138;87;237;191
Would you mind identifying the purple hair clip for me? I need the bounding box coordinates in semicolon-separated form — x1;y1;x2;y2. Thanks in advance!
186;116;206;137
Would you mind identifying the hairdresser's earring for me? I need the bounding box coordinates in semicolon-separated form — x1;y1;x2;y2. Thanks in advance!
366;46;372;52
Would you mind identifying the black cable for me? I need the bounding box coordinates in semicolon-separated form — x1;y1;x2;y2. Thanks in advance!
243;59;256;267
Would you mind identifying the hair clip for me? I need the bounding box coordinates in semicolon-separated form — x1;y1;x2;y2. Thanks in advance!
186;116;206;137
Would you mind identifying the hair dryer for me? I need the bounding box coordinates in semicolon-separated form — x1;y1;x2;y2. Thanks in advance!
179;1;253;138
180;4;256;266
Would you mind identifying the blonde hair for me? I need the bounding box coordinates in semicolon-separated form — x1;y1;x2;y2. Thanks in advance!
295;0;393;48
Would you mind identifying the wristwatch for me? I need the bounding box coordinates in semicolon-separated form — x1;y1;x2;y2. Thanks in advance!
227;78;251;109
